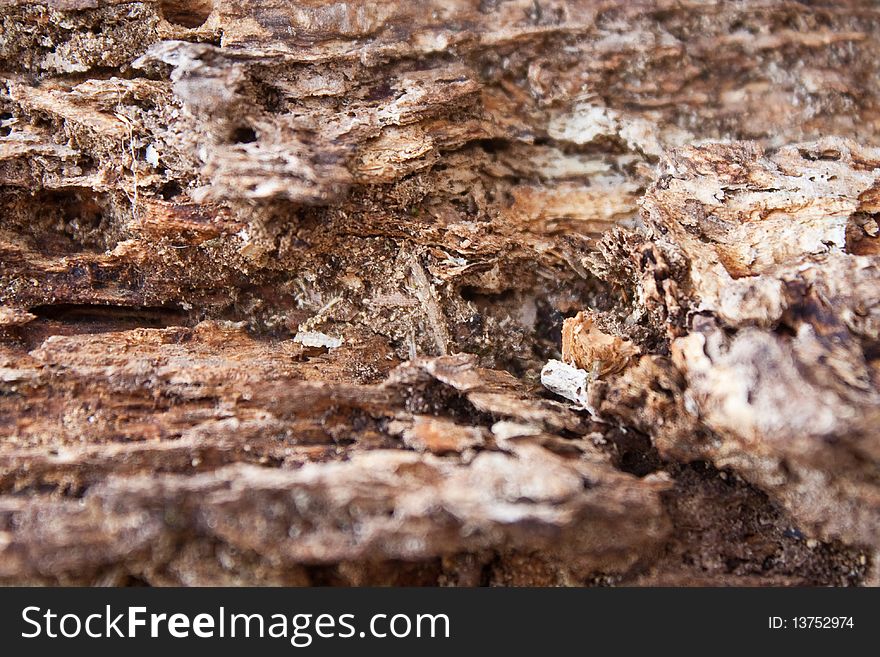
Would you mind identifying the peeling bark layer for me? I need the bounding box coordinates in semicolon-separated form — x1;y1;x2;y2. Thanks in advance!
1;1;878;585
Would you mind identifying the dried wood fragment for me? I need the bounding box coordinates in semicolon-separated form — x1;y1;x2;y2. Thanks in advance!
562;311;639;377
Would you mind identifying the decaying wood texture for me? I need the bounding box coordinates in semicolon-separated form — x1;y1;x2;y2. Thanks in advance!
0;1;877;585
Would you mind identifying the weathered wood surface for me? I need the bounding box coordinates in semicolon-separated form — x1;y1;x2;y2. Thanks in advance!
0;1;877;585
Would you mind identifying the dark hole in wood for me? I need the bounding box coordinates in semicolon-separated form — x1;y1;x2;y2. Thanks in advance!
231;126;258;144
160;1;212;29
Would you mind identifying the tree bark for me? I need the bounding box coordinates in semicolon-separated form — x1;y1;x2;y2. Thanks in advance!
0;0;877;585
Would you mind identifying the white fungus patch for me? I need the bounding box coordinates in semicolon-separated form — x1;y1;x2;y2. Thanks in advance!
540;359;591;410
293;330;343;349
145;143;160;167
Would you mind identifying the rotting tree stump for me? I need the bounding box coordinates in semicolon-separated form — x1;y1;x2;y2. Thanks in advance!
0;0;878;585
